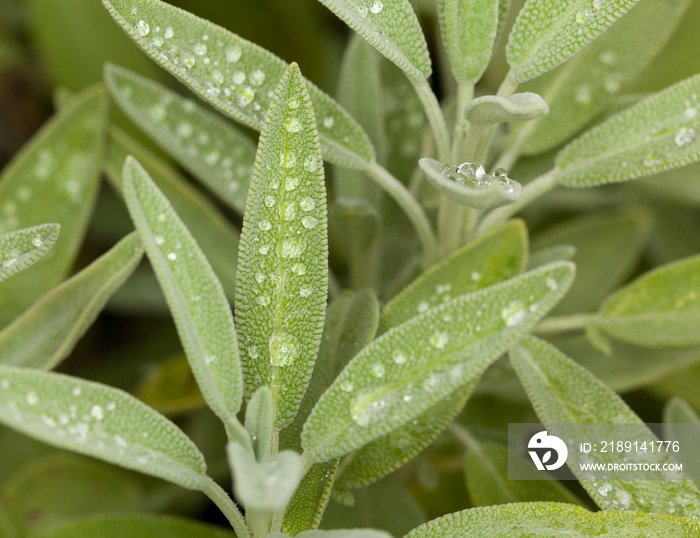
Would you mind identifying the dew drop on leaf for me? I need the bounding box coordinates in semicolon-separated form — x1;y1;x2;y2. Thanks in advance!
674;126;697;148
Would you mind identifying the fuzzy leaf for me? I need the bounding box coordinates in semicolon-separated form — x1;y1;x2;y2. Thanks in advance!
104;63;256;215
664;397;700;486
245;386;274;461
506;0;640;84
101;0;374;169
0;366;207;490
419;158;522;208
0;86;107;328
593;254;700;347
379;220;527;333
315;0;430;79
527;245;576;270
438;0;499;84
465;93;549;125
510;336;700;518
513;0;692;156
0;225;60;284
270;531;391;538
404;502;700;537
557;73;700;187
282;460;338;535
302;262;575;462
0;233;143;370
123;157;243;424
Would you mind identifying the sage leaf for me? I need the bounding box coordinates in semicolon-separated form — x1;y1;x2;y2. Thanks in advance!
513;0;691;156
510;336;700;518
0;224;60;284
664;397;700;487
245;386;274;461
104;63;256;214
101;0;375;169
302;262;575;462
235;64;328;429
0;365;207;490
527;245;576;270
404;502;700;537
0;85;107;328
270;531;391;538
122;157;243;424
0;233;143;370
593;254;700;347
419;158;522;209
379;220;527;333
315;0;431;80
282;460;338;535
506;0;640;84
465;93;549;125
557;73;700;187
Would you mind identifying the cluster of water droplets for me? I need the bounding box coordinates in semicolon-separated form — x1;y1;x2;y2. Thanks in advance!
441;162;522;199
356;0;384;18
573;0;605;35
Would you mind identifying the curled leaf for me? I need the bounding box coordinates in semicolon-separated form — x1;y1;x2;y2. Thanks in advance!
465;93;549;125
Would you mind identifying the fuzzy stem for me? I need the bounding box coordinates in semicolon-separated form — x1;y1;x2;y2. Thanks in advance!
409;76;451;163
202;477;250;538
451;82;474;161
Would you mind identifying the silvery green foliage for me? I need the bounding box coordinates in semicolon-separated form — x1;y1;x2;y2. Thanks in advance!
0;233;143;369
0;224;60;284
527;245;576;270
101;0;375;169
437;0;500;84
302;262;575;462
557;73;700;187
506;0;639;84
122;157;243;424
282;460;338;535
0;366;207;490
465;93;549;125
245;386;274;461
419;158;522;208
404;502;700;537
593;254;700;346
104;64;256;214
235;64;328;429
510;336;700;519
513;0;691;155
268;531;391;538
315;0;431;80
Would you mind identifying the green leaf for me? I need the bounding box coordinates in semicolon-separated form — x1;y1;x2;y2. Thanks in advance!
315;0;430;79
245;386;274;461
282;459;338;536
379;220;527;333
302;262;575;462
133;354;205;414
664;397;700;487
419;158;522;208
270;531;391;538
0;365;207;490
0;224;60;284
557;73;700;187
122;157;243;424
527;244;576;270
510;336;700;518
101;0;375;169
512;0;692;156
235;64;328;429
593;254;700;347
32;514;234;538
104;64;256;215
0;233;143;370
438;0;500;84
465;93;549;125
404;502;700;537
0;85;107;328
506;0;640;84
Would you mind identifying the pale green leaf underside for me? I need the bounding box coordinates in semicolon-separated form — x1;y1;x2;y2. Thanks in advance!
465;93;549;125
506;0;639;83
0;224;60;284
245;386;274;461
0;233;143;370
235;64;328;429
419;158;522;208
527;244;576;270
104;63;256;215
513;0;691;156
404;502;700;537
123;157;243;423
510;336;700;519
302;262;574;462
557;73;700;187
593;254;700;347
0;366;207;490
438;0;499;83
317;0;431;79
102;0;375;169
0;86;107;328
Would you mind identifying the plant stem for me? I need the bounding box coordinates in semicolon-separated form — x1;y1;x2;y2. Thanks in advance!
533;314;601;335
409;76;451;163
451;82;474;161
474;169;559;237
366;162;438;265
202;477;250;538
438;196;464;258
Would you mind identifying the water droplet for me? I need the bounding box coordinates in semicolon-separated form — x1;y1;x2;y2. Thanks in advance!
282;238;305;258
392;351;407;365
471;271;481;282
302;216;318;229
180;52;196;69
291;263;306;275
371;364;385;378
675;126;697;148
91;405;104;421
299;286;312;297
288;98;300;110
430;331;450;349
265;195;275;207
149;103;166;121
167;252;177;261
154;236;165;246
269;332;301;366
593;0;603;9
603;75;622;94
340;380;353;392
248;346;259;359
323;116;335;128
599;50;616;65
176;122;192;138
284;203;297;221
501;300;527;327
226;45;242;62
285;118;301;133
493;168;509;181
370;0;383;14
358;5;368;17
136;20;150;37
107;402;116;412
300;197;316;211
31;236;43;248
157;213;166;223
417;301;430;313
164;26;174;38
303;155;319;172
250;69;266;86
643;153;661;167
258;220;272;231
351;395;389;427
686;106;698;120
115;434;129;448
26;391;39;406
457;161;486;180
255;273;266;283
1;380;10;389
575;85;591;106
545;277;558;291
283;151;297;169
285;176;300;191
72;387;82;397
259;245;270;255
232;70;246;85
598;483;612;497
257;295;270;306
193;42;207;55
